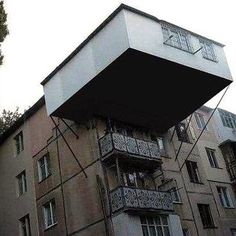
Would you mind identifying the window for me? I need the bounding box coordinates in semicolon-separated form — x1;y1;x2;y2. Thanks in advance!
17;171;27;196
14;131;24;155
150;135;166;156
194;113;207;130
219;109;236;129
231;229;236;236
217;186;233;208
199;39;217;62
175;123;190;143
140;215;170;236
38;153;51;182
43;199;57;229
186;161;201;183
205;148;218;168
162;25;192;53
170;187;181;203
19;214;31;236
198;204;215;228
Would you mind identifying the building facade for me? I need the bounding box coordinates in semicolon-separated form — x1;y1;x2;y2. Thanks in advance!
0;4;235;236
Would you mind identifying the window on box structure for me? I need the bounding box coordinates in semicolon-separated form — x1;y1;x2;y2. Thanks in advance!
43;199;57;229
38;153;51;182
194;113;207;130
169;187;181;203
186;161;201;183
162;25;192;53
19;214;31;236
219;109;236;129
217;186;233;208
197;204;215;228
17;170;27;196
175;123;190;143
140;215;170;236
199;39;217;62
14;131;24;155
205;148;219;168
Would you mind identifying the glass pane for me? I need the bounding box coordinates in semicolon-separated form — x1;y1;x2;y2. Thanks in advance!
156;226;163;236
147;217;154;225
155;216;161;225
163;227;170;236
142;226;149;236
149;226;156;236
161;216;168;225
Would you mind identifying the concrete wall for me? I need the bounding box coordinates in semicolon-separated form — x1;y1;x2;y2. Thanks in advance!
0;119;39;235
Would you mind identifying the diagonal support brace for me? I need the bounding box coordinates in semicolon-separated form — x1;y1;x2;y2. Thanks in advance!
50;116;87;178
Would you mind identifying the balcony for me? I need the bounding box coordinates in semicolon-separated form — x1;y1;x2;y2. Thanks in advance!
99;132;162;169
110;186;173;213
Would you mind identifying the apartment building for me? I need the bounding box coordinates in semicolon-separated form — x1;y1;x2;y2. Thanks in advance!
0;4;234;236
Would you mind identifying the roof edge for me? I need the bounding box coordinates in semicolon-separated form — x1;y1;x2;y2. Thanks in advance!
0;96;45;145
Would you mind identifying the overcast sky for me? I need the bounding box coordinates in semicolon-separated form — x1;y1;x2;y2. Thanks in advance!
0;0;236;114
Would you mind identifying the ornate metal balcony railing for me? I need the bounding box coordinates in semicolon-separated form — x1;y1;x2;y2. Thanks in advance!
110;186;173;213
99;132;161;160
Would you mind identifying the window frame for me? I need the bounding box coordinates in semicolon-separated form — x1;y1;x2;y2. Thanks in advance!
38;153;51;182
175;122;190;143
170;187;182;203
205;148;219;168
186;161;201;184
199;39;217;62
197;204;215;229
162;25;193;53
217;186;234;208
219;109;236;129
43;199;57;230
140;215;170;236
19;214;31;236
194;113;208;130
14;131;24;155
17;170;27;196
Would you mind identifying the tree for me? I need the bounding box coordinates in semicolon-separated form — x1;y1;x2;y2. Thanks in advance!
0;0;8;65
0;107;22;135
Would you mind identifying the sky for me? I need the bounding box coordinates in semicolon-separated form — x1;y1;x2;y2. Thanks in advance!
0;0;236;114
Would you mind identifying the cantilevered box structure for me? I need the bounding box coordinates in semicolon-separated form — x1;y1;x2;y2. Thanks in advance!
41;4;232;131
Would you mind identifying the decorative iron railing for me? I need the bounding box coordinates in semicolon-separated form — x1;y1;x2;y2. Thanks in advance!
110;186;173;213
99;132;161;160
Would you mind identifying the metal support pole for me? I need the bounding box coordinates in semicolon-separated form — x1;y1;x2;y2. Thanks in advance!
50;116;87;178
60;118;79;139
180;85;230;171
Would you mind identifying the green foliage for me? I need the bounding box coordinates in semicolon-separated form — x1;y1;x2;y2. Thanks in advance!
0;0;9;64
0;107;22;135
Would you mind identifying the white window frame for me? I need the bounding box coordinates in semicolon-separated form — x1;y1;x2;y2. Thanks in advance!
38;154;51;182
140;215;170;236
219;109;236;129
194;113;207;130
162;25;192;53
217;186;234;208
205;148;219;168
199;39;217;62
17;170;27;196
43;199;57;229
14;131;24;155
